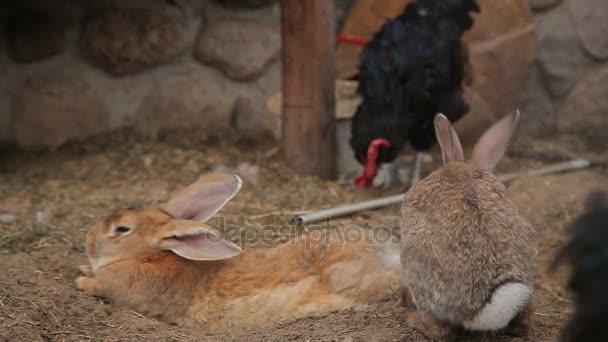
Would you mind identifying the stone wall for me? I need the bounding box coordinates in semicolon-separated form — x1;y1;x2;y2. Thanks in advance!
517;0;608;149
0;0;283;149
1;0;606;152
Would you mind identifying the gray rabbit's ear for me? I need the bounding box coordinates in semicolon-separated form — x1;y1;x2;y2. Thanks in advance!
434;113;464;165
471;110;520;173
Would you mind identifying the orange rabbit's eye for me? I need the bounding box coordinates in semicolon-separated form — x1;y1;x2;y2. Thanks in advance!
115;226;131;234
110;225;133;236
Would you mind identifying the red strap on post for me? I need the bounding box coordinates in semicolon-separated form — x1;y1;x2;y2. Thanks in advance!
336;35;370;46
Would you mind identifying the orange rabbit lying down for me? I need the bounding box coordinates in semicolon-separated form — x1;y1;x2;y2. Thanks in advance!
75;173;400;332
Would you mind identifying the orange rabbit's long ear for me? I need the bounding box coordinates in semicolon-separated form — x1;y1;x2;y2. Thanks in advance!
161;173;242;222
471;110;520;173
434;113;464;165
147;220;242;261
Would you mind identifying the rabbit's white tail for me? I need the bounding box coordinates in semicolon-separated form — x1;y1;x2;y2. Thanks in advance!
462;282;532;331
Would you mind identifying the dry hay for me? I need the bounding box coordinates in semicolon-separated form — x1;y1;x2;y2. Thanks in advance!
0;127;606;341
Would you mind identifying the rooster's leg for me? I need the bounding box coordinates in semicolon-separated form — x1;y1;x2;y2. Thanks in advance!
409;152;424;187
373;161;401;190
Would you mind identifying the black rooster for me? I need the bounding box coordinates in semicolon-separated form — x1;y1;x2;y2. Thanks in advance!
551;191;608;342
350;0;479;189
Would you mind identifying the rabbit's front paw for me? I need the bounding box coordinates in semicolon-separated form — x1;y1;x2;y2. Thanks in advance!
75;276;105;297
78;264;94;277
400;287;415;309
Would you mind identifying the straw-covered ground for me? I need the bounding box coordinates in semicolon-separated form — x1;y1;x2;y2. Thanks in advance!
0;128;606;341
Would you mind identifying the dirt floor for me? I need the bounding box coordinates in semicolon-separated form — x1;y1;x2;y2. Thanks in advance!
0;129;606;342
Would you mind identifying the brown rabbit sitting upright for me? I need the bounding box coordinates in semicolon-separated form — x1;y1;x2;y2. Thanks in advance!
75;173;400;332
400;111;536;339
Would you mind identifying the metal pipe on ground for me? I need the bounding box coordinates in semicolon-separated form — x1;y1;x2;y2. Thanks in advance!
290;159;592;226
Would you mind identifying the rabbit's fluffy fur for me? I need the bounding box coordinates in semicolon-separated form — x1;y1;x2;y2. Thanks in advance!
400;112;536;339
76;174;400;332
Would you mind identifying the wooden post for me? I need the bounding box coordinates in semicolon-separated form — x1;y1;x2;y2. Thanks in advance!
281;0;336;180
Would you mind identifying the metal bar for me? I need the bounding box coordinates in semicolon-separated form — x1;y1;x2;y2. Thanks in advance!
290;159;592;225
496;158;590;182
289;193;404;225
